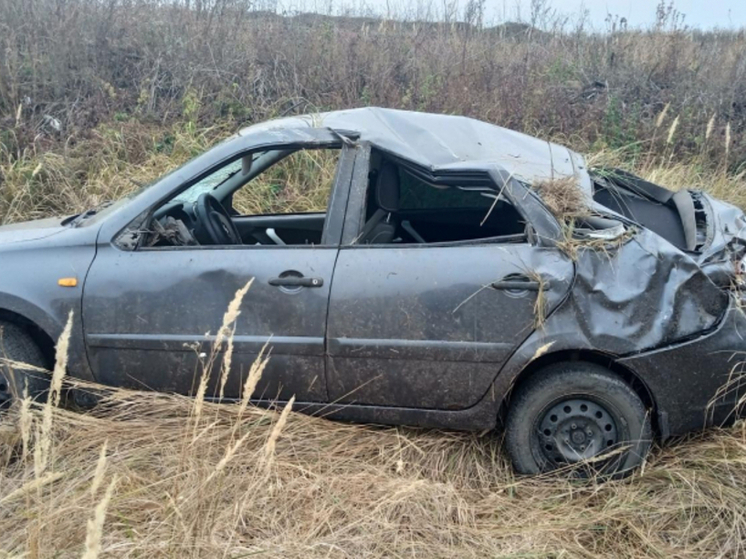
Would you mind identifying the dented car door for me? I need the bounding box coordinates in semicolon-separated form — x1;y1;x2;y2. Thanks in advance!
326;245;574;409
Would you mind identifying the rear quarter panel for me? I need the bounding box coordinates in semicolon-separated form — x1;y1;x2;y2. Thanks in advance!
491;226;730;436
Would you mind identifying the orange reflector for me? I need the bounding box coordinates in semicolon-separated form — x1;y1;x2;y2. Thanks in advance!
58;277;78;288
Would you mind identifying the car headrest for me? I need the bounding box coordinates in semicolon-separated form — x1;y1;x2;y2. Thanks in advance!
375;162;400;213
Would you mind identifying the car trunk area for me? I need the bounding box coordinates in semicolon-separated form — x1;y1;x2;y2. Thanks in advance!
591;169;707;253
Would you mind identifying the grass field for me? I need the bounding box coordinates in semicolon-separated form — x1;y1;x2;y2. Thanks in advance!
2;1;746;556
1;119;746;558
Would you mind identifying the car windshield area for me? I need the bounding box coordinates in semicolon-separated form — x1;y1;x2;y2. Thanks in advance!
144;146;341;248
170;159;245;205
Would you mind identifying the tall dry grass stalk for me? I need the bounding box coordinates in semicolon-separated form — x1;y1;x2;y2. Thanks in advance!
191;361;211;431
193;280;253;439
216;279;254;403
218;329;235;403
263;395;296;473
19;386;31;462
706;114;716;141
82;476;118;559
206;429;254;483
239;341;271;418
34;310;73;477
215;279;254;349
90;441;108;497
655;103;670;128
666;115;680;145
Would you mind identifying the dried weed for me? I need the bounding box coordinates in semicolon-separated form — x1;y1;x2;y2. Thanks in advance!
532;176;589;220
0;376;743;558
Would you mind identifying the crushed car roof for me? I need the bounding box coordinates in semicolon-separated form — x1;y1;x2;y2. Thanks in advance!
239;107;592;193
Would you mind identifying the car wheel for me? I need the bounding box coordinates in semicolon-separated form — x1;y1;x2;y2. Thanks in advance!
0;321;50;408
505;362;652;477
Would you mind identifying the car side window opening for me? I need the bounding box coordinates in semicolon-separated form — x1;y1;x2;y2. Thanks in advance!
146;147;341;248
357;154;527;245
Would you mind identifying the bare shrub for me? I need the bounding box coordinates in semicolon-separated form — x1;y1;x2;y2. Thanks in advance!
1;0;744;174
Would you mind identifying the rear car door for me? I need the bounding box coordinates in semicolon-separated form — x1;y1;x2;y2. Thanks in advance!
82;144;356;403
325;153;574;410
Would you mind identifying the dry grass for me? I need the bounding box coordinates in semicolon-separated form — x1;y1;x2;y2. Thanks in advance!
528;175;632;261
232;149;340;216
1;0;745;172
0;289;745;557
0;375;745;558
0;124;341;225
0;121;228;224
587;148;746;208
532;176;589;219
527;269;549;331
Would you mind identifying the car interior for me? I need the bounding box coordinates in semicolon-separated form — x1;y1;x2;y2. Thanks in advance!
146;147;338;248
357;151;527;245
145;146;529;248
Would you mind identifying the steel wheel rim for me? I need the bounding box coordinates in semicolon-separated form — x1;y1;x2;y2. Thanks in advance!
535;398;619;468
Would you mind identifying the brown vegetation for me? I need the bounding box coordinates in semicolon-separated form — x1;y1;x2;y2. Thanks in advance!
233;149;339;215
532;176;589;219
1;0;745;172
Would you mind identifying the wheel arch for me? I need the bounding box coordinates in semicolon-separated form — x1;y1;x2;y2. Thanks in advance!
497;349;661;437
0;308;56;369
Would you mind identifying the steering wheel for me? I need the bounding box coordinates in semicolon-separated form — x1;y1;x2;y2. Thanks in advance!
194;193;242;245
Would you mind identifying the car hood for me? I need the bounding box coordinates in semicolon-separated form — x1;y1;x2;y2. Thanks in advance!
0;216;72;246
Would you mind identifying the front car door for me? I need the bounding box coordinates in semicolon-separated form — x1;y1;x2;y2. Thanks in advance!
325;147;574;410
82;135;357;403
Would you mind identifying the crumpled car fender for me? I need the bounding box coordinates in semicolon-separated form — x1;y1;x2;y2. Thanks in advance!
488;225;729;428
564;228;727;353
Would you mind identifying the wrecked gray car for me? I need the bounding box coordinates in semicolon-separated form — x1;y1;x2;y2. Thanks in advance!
1;108;745;476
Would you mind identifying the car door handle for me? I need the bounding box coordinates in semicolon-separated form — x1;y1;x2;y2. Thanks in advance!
268;276;324;288
491;278;547;291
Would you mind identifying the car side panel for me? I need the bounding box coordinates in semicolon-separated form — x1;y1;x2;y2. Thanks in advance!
326;244;574;409
618;303;746;437
487;226;732;438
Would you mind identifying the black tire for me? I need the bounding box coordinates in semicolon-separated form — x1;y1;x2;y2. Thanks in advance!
0;321;50;407
505;362;652;477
